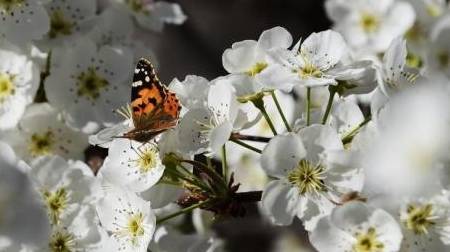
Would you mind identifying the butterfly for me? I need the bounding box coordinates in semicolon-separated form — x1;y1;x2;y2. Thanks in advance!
119;58;181;143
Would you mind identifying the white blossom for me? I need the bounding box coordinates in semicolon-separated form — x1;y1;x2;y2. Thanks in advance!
0;0;49;45
261;30;368;89
0;46;39;130
260;125;363;230
29;155;98;226
310;202;403;252
325;0;415;53
45;37;133;133
399;192;450;251
99;138;165;193
222;26;293;94
1;103;88;162
96;183;156;252
112;0;186;32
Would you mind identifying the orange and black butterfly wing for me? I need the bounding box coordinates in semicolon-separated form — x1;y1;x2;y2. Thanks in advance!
130;58;167;129
130;58;181;131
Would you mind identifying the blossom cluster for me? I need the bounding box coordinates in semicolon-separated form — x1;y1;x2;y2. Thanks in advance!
1;0;450;251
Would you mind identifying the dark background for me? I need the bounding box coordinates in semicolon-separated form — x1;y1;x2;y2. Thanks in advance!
149;0;331;83
149;1;330;251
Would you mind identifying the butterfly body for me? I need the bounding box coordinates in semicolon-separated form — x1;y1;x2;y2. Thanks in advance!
122;58;181;143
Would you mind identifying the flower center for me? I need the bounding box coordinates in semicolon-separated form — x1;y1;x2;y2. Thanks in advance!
246;62;268;76
0;0;24;12
298;63;322;79
405;204;435;235
406;52;423;69
49;230;76;252
125;0;149;14
287;159;327;195
127;212;145;245
360;13;380;33
43;188;68;225
405;23;423;42
49;10;73;39
76;67;109;101
0;73;15;103
29;131;55;157
135;147;159;173
353;227;384;252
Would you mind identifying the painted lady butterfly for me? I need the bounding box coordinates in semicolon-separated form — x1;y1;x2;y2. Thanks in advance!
120;58;181;143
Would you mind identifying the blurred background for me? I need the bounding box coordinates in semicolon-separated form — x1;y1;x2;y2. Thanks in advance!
141;0;331;83
143;1;330;251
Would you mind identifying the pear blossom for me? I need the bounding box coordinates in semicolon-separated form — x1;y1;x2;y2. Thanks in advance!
112;0;186;32
45;37;133;133
96;183;156;252
377;38;421;97
88;6;134;48
37;0;97;48
260;125;363;230
44;206;102;252
399;192;450;251
29;155;98;225
0;46;39;130
310;202;403;252
0;0;50;45
260;30;369;89
169;75;210;110
99;138;165;192
88;6;158;63
178;78;239;155
1;103;88;162
325;0;415;52
222;26;293;94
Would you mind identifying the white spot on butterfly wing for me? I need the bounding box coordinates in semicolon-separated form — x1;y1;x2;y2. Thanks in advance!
132;81;143;87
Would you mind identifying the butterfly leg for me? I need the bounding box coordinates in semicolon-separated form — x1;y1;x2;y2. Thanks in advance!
128;139;144;159
136;139;158;154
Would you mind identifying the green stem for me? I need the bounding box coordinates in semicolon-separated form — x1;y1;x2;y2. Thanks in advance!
231;133;271;143
221;145;228;182
177;164;211;192
156;200;211;225
180;159;227;189
306;87;312;126
321;88;336;124
168;167;211;193
252;97;278;136
271;91;292;132
230;138;262;154
341;116;372;145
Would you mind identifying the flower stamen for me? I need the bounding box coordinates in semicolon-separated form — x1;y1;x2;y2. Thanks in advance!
287;159;327;195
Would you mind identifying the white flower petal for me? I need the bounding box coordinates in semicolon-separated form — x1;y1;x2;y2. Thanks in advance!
222;40;258;74
256;26;293;51
261;133;306;178
261;180;300;226
301;30;348;70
